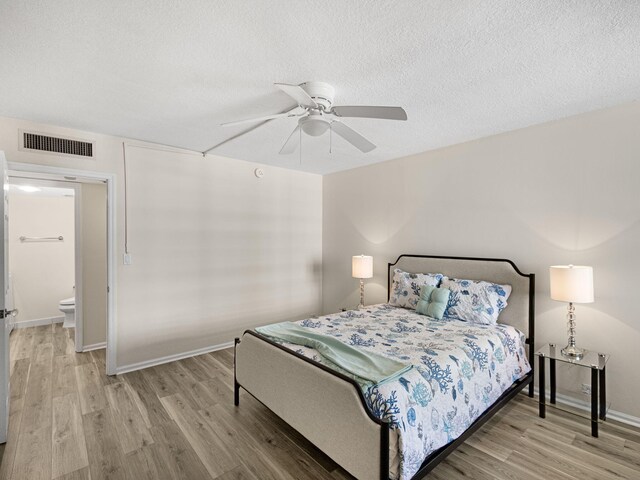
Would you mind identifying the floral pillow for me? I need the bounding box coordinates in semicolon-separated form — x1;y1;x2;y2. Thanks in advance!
441;276;512;325
389;268;444;309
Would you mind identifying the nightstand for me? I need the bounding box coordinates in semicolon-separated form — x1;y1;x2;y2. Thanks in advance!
535;343;609;437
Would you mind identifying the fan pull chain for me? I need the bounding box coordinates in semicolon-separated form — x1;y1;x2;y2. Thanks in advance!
299;125;302;165
329;124;332;154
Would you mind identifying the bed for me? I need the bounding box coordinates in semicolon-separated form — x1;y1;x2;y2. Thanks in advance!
234;254;535;479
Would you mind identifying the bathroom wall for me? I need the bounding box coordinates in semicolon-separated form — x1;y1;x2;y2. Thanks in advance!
81;183;107;348
8;192;75;325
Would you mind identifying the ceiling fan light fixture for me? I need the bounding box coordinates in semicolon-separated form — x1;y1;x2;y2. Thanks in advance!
299;116;330;137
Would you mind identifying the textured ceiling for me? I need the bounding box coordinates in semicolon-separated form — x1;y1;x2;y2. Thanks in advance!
1;1;639;174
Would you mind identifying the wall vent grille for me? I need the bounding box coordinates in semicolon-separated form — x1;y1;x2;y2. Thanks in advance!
23;132;93;157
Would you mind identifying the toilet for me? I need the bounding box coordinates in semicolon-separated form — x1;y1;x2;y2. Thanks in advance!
58;297;75;328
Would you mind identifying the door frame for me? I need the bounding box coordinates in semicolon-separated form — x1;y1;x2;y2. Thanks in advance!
1;153;9;443
7;162;117;375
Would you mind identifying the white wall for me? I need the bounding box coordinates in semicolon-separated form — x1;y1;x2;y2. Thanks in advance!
81;183;107;347
323;102;640;420
8;193;74;324
118;146;322;365
0;116;323;369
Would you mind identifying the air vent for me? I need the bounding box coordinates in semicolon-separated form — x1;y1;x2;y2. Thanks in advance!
23;132;93;157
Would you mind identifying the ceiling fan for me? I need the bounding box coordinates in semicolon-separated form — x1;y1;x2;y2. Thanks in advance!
218;81;407;154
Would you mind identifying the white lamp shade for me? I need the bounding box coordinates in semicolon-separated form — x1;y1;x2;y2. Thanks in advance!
352;255;373;279
549;265;594;303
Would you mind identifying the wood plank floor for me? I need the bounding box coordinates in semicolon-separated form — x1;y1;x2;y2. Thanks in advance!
1;325;640;479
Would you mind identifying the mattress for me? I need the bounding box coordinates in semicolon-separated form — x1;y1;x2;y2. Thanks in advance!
258;303;531;480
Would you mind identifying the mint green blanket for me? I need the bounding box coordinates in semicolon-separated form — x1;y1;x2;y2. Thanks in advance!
255;322;412;385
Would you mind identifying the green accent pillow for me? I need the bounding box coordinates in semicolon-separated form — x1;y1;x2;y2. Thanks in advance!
415;285;451;320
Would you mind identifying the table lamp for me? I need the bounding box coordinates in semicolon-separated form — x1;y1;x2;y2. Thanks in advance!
352;255;373;309
549;265;594;359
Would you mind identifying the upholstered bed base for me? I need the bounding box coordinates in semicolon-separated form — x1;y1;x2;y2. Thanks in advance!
235;331;389;479
234;255;535;479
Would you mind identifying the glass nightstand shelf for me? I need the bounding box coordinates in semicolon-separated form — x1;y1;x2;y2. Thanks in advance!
535;343;609;437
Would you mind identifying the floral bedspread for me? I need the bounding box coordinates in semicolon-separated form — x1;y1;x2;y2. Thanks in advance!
262;304;530;480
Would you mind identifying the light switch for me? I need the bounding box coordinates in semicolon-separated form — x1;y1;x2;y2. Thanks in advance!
123;253;133;265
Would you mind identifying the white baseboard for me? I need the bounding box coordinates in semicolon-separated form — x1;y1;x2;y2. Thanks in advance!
115;340;235;375
532;387;640;429
83;342;106;352
13;316;64;328
607;409;640;429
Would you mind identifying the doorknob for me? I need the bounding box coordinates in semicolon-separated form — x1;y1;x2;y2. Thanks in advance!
0;309;17;319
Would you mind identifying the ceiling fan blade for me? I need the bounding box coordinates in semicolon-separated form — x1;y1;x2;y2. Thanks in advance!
330;122;376;153
279;126;300;154
203;118;274;154
205;106;297;154
274;83;318;108
221;107;303;127
331;106;407;121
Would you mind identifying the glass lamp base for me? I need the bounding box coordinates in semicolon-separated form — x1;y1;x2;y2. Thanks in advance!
561;345;585;360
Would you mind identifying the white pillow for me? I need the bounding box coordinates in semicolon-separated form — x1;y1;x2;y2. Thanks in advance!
441;276;512;325
389;269;443;309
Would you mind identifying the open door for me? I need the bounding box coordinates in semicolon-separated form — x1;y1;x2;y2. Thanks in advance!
0;151;9;443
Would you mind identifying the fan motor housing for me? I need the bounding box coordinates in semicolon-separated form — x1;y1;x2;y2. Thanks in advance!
300;81;335;111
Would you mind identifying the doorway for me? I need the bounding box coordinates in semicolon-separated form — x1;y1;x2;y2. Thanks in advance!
6;176;107;355
6;162;116;375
